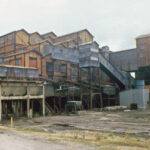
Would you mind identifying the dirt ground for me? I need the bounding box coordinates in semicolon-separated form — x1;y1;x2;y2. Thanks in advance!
0;109;150;150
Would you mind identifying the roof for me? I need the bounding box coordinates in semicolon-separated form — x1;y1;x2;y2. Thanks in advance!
56;29;94;39
110;48;136;54
30;32;44;39
136;33;150;39
0;29;29;38
42;32;57;38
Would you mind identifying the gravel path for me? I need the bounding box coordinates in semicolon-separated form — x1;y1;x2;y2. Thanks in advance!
0;130;97;150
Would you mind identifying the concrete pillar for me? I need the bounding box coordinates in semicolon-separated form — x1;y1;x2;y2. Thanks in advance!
20;101;23;116
42;85;45;116
27;86;30;118
27;98;30;118
16;101;19;117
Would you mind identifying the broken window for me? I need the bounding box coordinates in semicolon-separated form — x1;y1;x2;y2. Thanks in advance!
61;64;67;73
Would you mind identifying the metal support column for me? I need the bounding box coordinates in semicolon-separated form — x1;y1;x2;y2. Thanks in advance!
27;86;30;118
42;85;45;116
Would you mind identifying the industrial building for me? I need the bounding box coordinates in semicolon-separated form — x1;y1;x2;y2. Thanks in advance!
0;29;149;121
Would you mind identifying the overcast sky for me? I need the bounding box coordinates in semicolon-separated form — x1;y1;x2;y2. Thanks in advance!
0;0;150;51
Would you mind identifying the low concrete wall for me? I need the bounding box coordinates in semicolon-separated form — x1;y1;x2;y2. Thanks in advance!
119;89;149;109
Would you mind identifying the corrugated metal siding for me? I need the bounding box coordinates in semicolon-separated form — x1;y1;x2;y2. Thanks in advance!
109;49;138;72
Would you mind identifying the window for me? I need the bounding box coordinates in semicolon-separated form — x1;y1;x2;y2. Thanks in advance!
29;57;37;68
46;62;53;72
5;61;9;65
30;36;35;43
38;38;41;43
55;64;60;72
140;59;146;66
7;51;15;56
139;45;145;50
71;64;76;68
71;69;77;78
139;53;145;58
15;59;20;66
18;49;24;53
0;58;3;64
7;34;13;41
0;53;4;57
0;37;4;44
61;64;67;73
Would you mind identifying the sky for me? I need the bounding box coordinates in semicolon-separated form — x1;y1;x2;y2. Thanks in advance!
0;0;150;51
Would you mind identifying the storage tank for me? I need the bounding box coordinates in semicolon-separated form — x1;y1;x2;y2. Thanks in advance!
135;80;145;89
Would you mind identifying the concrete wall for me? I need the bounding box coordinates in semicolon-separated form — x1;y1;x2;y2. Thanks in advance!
110;49;138;72
1;82;43;96
120;89;149;108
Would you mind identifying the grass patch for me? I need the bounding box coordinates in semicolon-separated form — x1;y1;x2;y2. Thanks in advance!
3;125;150;150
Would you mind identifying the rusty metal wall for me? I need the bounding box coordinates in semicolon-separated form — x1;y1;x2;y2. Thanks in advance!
0;65;39;79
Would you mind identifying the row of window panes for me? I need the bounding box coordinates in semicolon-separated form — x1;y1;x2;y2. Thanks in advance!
46;63;77;75
54;64;67;73
4;59;20;66
0;34;13;44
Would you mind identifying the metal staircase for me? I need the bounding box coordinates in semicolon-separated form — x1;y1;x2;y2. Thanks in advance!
99;53;129;89
79;42;130;89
